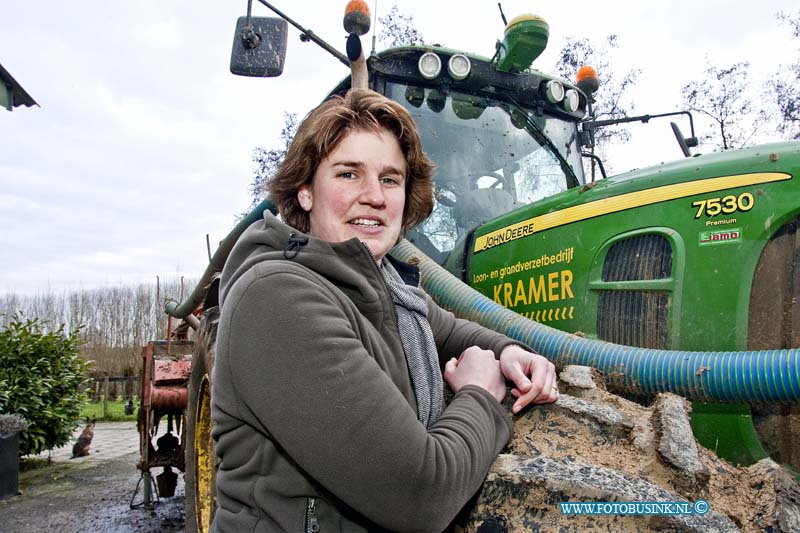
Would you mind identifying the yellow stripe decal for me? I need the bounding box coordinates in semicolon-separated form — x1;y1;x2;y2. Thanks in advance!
473;172;791;253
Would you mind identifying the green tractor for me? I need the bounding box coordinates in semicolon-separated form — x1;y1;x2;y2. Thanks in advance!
160;2;800;530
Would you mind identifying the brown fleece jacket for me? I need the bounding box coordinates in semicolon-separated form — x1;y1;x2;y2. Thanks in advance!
211;213;515;532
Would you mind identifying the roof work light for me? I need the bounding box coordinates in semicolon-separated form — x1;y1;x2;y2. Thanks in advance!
447;54;471;80
544;80;565;103
418;52;442;79
563;89;580;112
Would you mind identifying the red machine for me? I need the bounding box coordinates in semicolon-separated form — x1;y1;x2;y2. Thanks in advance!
131;338;193;508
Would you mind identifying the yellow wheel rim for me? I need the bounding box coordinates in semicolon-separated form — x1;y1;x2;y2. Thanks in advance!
194;373;213;533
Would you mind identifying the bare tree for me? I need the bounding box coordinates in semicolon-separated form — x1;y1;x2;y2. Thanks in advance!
378;5;425;48
0;278;192;378
771;10;800;140
682;61;767;150
554;35;640;155
247;112;299;212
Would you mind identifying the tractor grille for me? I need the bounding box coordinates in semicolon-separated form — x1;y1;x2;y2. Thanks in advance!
597;234;672;349
598;291;670;349
601;234;673;281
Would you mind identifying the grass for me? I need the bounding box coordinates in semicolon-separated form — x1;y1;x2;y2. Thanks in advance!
78;399;137;422
19;457;61;472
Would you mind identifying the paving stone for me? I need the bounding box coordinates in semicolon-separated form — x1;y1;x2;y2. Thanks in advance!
31;421;160;464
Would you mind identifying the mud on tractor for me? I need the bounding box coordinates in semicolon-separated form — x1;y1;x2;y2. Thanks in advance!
136;1;800;530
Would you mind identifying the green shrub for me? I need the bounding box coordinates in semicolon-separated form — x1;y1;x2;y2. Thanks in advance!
0;317;91;456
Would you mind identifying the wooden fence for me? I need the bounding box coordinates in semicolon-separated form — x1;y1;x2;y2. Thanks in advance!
89;376;140;418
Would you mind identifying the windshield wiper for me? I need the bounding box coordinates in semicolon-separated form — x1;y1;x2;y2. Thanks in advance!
506;97;580;188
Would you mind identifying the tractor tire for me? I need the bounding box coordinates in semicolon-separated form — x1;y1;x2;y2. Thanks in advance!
185;306;220;533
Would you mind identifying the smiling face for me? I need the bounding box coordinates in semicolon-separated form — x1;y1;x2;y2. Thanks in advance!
297;128;407;262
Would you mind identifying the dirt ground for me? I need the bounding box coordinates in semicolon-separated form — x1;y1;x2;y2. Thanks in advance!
0;451;185;533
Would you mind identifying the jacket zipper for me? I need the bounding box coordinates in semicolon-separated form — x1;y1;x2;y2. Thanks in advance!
305;497;319;533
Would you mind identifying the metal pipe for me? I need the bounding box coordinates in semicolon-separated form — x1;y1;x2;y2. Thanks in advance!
346;34;368;90
584;110;697;139
184;313;200;330
255;0;349;66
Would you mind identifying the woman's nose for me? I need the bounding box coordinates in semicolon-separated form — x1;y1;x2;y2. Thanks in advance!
358;177;385;206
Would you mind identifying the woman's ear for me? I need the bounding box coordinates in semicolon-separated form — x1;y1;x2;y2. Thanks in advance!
297;185;313;212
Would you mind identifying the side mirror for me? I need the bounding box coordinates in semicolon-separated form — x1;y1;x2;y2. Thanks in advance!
670;122;693;158
230;17;288;77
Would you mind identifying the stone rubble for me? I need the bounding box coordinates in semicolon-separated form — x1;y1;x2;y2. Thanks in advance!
458;365;800;532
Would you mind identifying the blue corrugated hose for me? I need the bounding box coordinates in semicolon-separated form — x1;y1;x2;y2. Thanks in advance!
392;240;800;403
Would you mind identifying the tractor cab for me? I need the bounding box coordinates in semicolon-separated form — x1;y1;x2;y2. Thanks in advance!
365;62;586;268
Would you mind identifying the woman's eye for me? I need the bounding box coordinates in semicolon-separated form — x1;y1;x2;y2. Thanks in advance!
382;176;402;186
339;172;355;179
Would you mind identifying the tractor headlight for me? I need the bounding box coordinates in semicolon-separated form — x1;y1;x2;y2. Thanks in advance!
418;52;442;79
544;80;564;103
563;89;579;112
447;54;471;80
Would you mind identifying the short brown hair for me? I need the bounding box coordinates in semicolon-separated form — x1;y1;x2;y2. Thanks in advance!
269;89;435;234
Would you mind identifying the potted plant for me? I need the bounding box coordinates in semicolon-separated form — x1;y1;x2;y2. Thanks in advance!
0;414;28;499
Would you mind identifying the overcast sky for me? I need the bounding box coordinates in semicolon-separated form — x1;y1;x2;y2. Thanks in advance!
1;0;797;295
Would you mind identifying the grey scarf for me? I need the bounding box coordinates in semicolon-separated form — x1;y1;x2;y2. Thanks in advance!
381;260;444;428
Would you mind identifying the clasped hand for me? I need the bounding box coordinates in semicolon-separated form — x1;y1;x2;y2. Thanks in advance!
443;345;558;413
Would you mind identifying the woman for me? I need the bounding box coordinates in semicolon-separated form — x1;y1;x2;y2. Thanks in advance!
211;89;557;532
